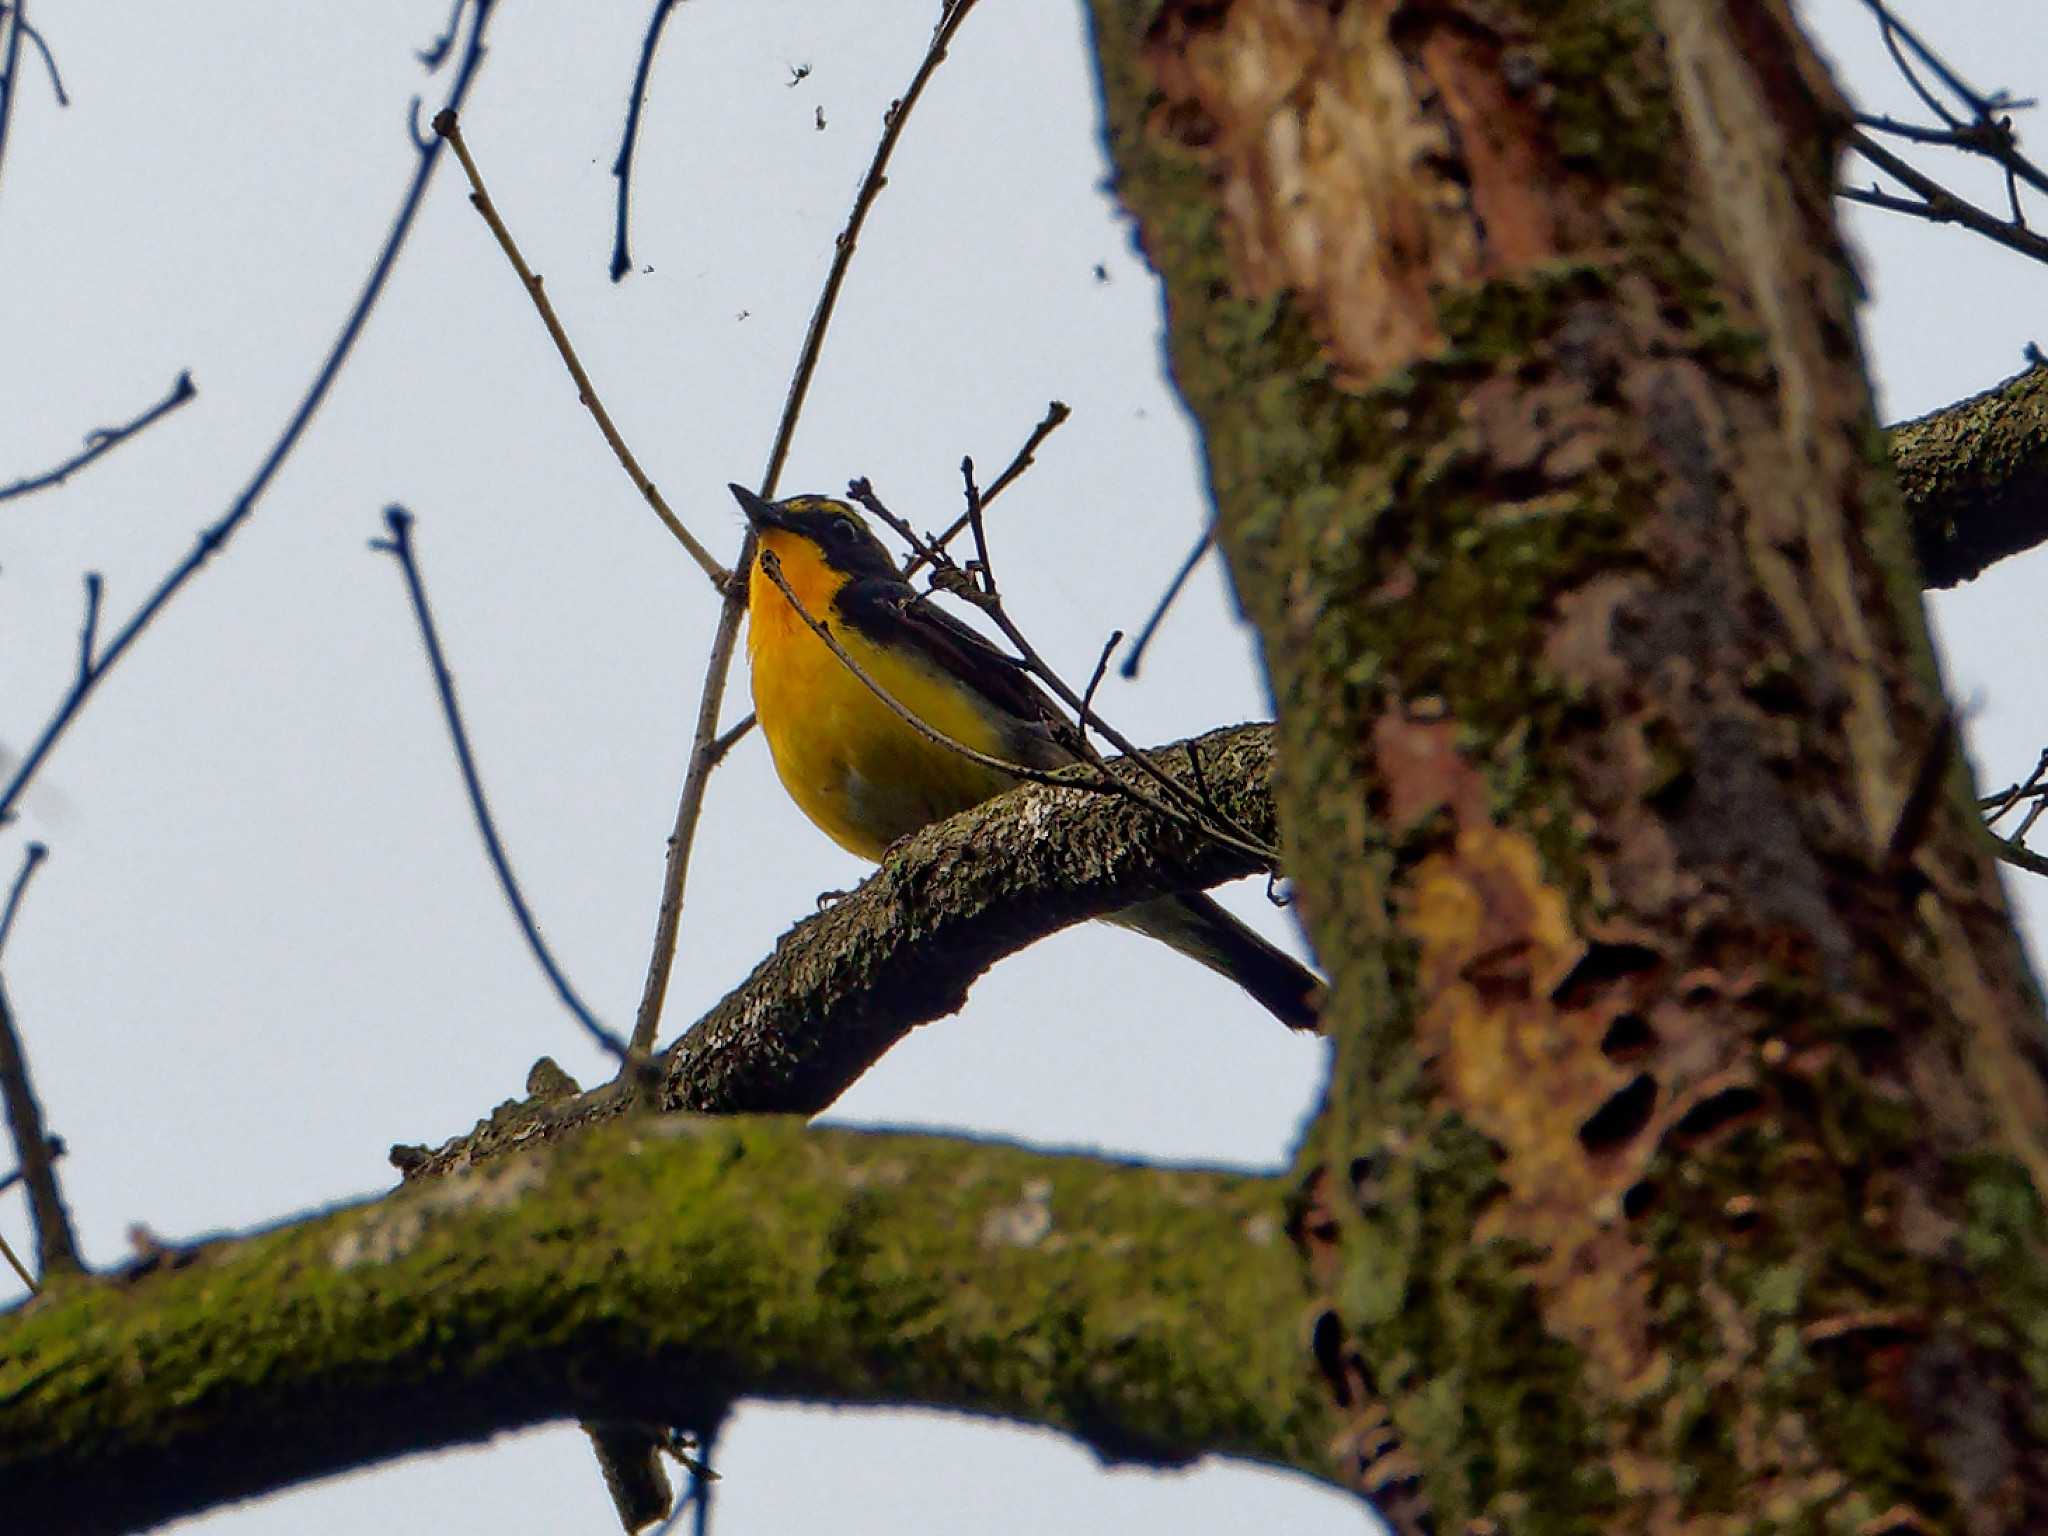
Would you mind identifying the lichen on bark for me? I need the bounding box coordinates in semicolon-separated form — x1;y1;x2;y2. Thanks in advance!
1088;0;2048;1529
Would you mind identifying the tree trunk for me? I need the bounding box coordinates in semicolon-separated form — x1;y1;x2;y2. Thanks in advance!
1089;0;2048;1530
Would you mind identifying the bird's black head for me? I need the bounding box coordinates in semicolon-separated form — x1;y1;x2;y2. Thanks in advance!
728;484;900;581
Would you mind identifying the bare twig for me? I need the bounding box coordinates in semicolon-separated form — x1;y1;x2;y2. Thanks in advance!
432;109;727;588
1119;525;1214;679
1991;835;2048;880
959;457;996;594
416;0;467;68
0;371;196;504
704;712;756;770
610;0;685;282
906;400;1071;578
0;1133;61;1195
0;845;78;1280
1860;0;2027;128
0;5;500;829
0;0;30;216
0;5;63;108
0;1230;29;1291
914;492;1277;860
1077;630;1121;750
1843;132;2048;267
372;507;630;1062
1841;3;2048;264
629;0;985;1058
1980;749;2048;826
0;841;44;960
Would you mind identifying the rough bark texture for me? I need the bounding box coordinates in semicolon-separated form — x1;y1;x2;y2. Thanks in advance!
1891;362;2048;589
1088;0;2048;1531
395;724;1293;1179
0;1119;1324;1535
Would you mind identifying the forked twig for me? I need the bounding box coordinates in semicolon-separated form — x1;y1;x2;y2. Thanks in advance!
905;400;1071;578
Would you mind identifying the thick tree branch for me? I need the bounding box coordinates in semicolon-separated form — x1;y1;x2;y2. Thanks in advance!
396;723;1295;1177
0;1118;1325;1536
1891;361;2048;587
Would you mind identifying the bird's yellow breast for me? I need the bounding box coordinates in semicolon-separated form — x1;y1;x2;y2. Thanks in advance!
747;533;1017;861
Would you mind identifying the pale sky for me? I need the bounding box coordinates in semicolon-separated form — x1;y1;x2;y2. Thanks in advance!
2;3;2043;1532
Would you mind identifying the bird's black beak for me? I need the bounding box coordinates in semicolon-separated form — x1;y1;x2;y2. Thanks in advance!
728;483;786;532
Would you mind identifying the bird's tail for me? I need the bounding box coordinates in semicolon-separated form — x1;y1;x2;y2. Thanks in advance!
1108;892;1323;1030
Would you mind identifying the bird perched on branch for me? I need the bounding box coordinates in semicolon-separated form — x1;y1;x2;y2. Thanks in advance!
729;483;1320;1030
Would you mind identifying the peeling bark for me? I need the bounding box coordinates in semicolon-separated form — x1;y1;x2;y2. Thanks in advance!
1092;0;2048;1530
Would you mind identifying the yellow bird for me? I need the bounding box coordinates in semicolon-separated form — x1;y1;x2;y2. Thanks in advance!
730;483;1319;1030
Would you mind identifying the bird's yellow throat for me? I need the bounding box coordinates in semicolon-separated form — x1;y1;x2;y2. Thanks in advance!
745;530;1015;860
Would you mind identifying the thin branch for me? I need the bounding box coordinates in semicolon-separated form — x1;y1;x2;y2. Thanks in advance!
1980;749;2048;826
630;596;747;1058
1860;0;2019;127
0;841;44;960
857;463;1276;862
0;0;30;216
0;371;196;504
0;4;500;829
0;1231;29;1290
1841;2;2048;261
2;7;63;107
906;399;1071;579
74;573;99;676
913;498;1277;859
371;507;630;1063
1991;835;2048;880
431;108;727;588
416;0;466;68
1078;630;1121;750
1119;525;1214;679
1854;113;2048;200
1873;1;1961;128
629;0;985;1057
0;1133;61;1195
703;712;755;770
1840;144;2048;267
0;1125;67;1291
0;927;79;1279
610;0;684;282
959;456;996;594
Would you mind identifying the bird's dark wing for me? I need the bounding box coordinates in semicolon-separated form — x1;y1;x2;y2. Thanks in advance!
835;576;1076;769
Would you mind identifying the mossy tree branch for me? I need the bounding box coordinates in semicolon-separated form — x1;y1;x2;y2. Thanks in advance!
0;1118;1328;1536
1890;361;2048;588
